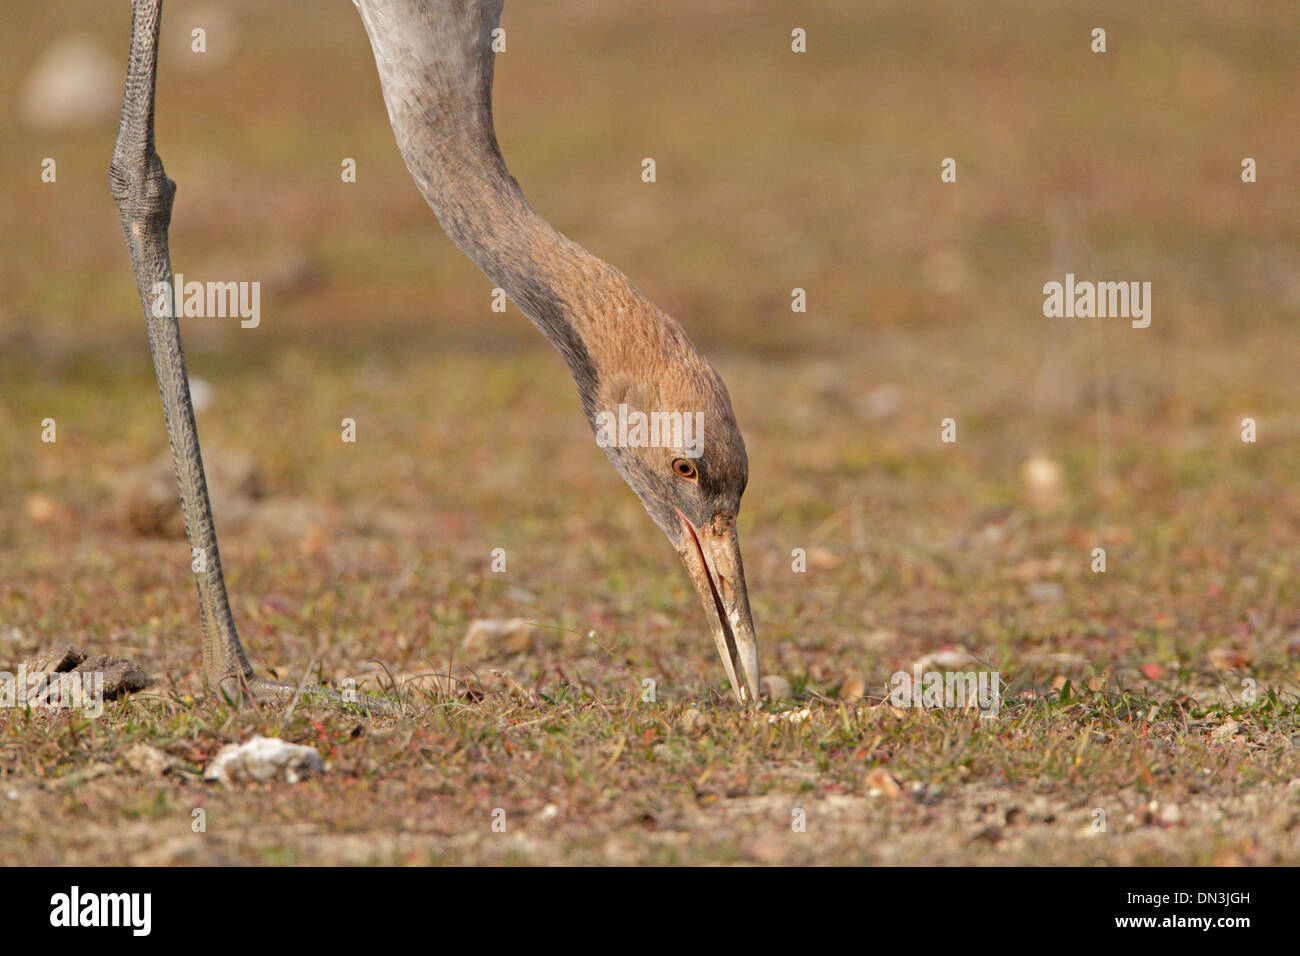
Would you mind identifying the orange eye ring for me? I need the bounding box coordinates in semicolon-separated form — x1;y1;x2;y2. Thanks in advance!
671;458;698;481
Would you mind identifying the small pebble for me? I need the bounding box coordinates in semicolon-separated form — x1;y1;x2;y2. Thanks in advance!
838;677;866;701
462;618;536;657
1212;719;1241;741
759;675;792;700
681;708;705;732
123;743;175;777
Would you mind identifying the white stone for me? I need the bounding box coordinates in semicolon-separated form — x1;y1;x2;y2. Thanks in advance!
204;735;325;785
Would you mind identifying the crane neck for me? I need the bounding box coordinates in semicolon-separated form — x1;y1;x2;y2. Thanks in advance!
358;0;675;420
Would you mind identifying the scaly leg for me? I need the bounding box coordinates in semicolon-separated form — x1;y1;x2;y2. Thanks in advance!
108;0;391;713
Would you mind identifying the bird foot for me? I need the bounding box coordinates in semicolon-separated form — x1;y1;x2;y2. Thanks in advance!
13;646;396;715
228;674;399;717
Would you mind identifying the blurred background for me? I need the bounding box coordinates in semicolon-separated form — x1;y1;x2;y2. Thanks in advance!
0;0;1297;696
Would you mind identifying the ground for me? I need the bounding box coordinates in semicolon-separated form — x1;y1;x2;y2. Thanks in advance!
1;0;1298;865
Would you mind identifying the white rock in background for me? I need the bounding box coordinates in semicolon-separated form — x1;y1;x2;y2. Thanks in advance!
204;736;325;785
19;35;120;130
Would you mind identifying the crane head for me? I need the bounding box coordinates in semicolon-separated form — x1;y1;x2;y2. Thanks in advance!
590;349;760;704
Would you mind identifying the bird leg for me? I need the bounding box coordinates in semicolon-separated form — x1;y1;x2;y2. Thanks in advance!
108;0;391;714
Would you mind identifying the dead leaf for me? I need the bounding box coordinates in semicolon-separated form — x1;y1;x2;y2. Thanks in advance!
1207;647;1251;670
864;767;901;798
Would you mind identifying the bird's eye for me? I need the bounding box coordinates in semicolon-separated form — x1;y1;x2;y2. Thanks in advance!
671;458;698;481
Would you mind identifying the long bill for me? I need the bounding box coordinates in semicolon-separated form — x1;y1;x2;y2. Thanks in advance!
677;513;761;703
